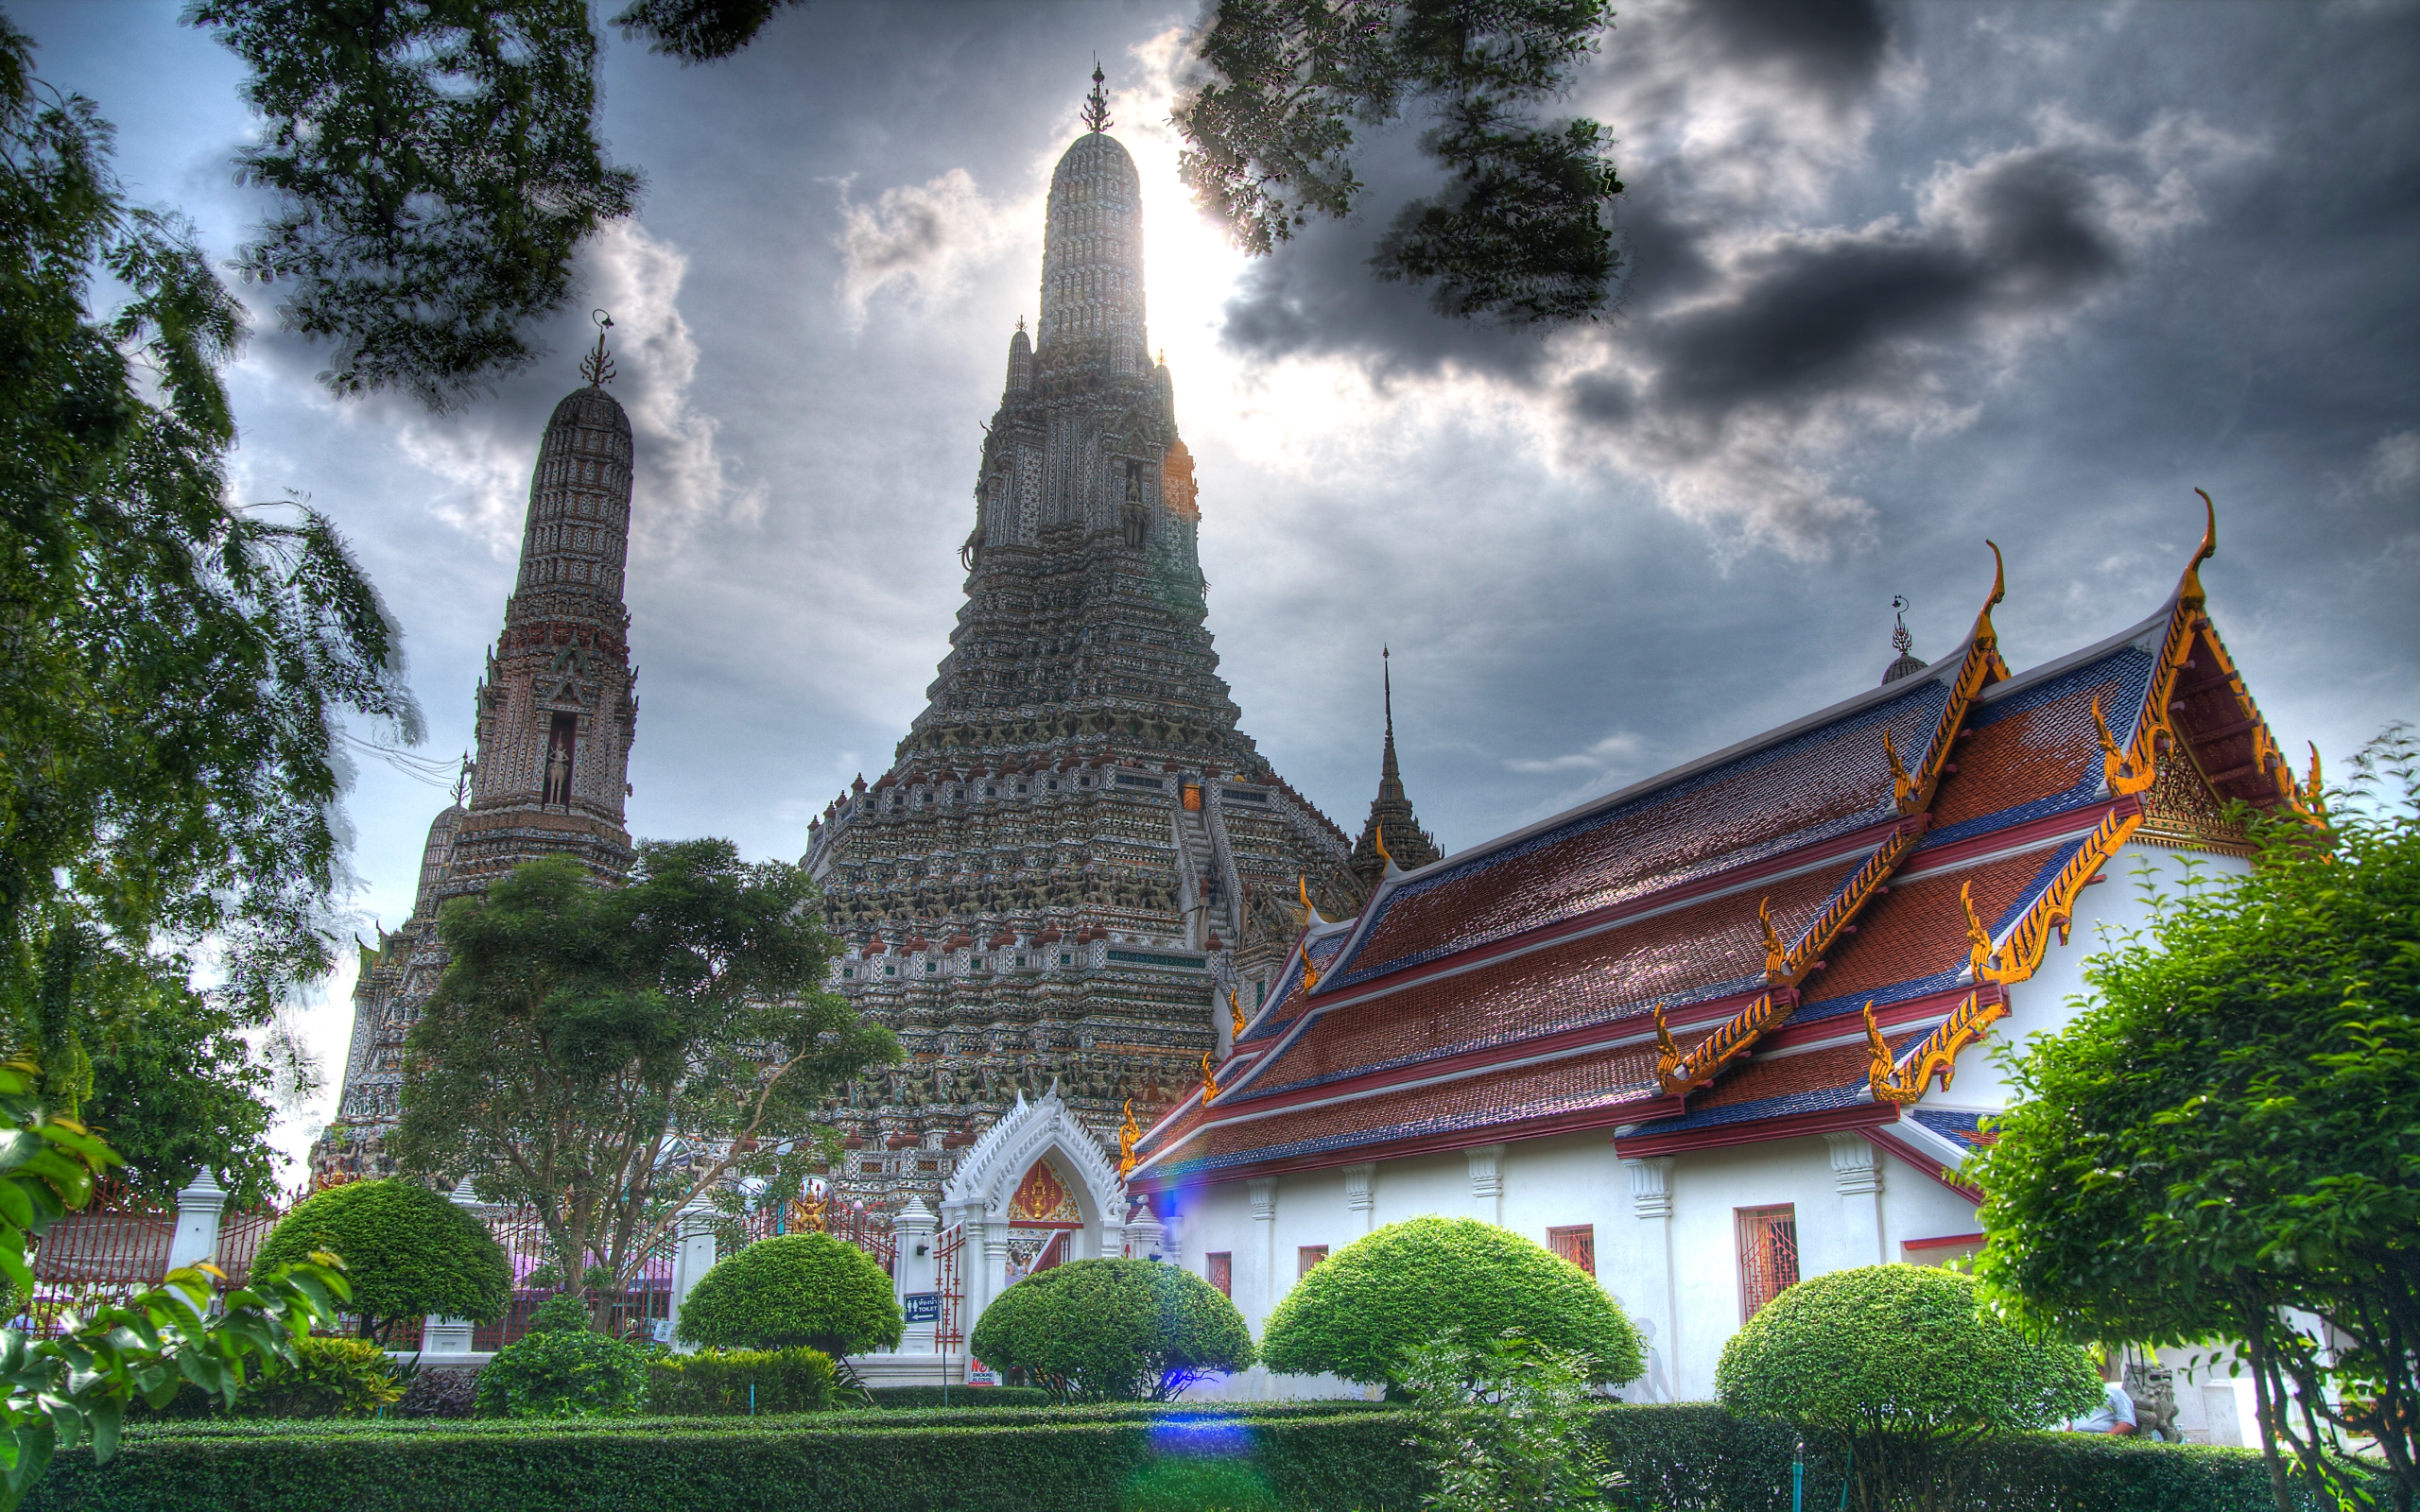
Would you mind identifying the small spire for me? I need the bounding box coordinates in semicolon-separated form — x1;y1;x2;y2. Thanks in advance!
1082;60;1112;133
1016;314;1027;333
579;308;616;387
1881;593;1927;686
1381;646;1399;785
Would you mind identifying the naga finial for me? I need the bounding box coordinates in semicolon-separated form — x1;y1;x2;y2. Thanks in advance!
1757;897;1789;981
1861;1002;1896;1096
1229;987;1248;1040
1882;726;1914;812
2179;489;2218;610
1652;1004;1682;1085
1082;60;1112;133
1200;1052;1219;1101
1962;880;2002;982
579;309;616;387
1970;540;2006;651
1116;1099;1141;1177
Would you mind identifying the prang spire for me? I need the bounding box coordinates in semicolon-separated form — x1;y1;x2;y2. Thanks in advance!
1352;646;1443;886
1082;60;1112;133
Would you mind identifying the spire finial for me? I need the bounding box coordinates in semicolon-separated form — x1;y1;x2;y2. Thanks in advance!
1016;314;1026;334
1082;60;1112;133
579;309;616;387
1379;646;1401;785
1891;596;1913;659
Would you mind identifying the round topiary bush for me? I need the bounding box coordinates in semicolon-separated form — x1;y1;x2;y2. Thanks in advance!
251;1178;510;1342
474;1328;651;1418
674;1232;903;1359
1715;1264;2102;1512
1260;1217;1641;1385
968;1258;1255;1401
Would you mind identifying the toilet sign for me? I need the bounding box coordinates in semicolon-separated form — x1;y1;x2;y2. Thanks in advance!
903;1292;940;1323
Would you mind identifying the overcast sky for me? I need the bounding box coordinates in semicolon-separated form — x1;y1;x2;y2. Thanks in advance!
19;0;2416;1178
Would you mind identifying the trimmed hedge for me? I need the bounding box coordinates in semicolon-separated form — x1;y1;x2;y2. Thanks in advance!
253;1179;510;1333
676;1232;904;1357
970;1258;1255;1400
22;1400;2301;1512
648;1348;836;1416
856;1386;1057;1411
1262;1217;1641;1385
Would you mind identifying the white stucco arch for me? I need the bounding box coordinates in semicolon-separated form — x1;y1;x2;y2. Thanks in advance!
940;1084;1131;1327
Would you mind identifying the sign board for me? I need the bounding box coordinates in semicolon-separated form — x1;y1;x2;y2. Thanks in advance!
966;1359;999;1387
903;1292;940;1323
648;1318;672;1345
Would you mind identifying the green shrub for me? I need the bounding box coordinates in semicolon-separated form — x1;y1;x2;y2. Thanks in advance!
19;1401;2301;1512
648;1348;835;1416
1401;1332;1618;1511
251;1179;510;1343
1261;1217;1641;1386
238;1337;405;1419
1715;1264;2102;1512
523;1291;590;1333
856;1385;1056;1411
473;1329;650;1418
970;1258;1255;1402
674;1232;902;1358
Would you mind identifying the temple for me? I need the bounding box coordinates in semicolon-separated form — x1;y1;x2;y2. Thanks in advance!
312;320;642;1182
799;77;1365;1214
1103;499;2309;1404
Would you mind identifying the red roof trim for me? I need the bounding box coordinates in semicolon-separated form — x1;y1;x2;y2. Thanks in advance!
1867;1125;1984;1202
1129;1092;1688;1194
1612;1099;1896;1159
1893;801;2128;882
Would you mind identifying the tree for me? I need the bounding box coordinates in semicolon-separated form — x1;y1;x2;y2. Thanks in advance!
0;1057;348;1510
79;971;281;1207
1714;1264;2102;1512
967;1258;1254;1402
1969;735;2418;1512
1259;1216;1640;1386
389;843;899;1326
1174;0;1625;324
0;15;417;1185
675;1233;903;1363
186;0;644;410
251;1178;512;1345
1398;1331;1623;1512
174;1;1618;407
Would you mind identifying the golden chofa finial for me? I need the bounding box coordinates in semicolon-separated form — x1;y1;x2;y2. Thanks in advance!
1116;1099;1141;1177
1757;897;1789;982
2301;742;2326;818
1882;726;1915;813
1962;880;2003;983
1651;1004;1682;1084
1373;820;1392;868
1861;1002;1898;1098
1970;539;2006;651
1229;987;1248;1040
2091;694;2154;797
1200;1052;1219;1101
579;308;616;387
2179;489;2218;610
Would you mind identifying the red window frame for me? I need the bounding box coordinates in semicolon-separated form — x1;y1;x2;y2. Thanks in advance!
1736;1205;1800;1320
1206;1251;1232;1297
1547;1225;1596;1277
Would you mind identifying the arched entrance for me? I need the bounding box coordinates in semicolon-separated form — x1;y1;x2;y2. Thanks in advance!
938;1086;1131;1330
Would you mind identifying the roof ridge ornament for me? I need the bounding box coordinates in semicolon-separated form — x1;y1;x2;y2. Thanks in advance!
2179;489;2218;610
1082;60;1112;134
1116;1099;1141;1177
1757;896;1788;983
1971;540;2005;653
579;309;616;387
1229;987;1248;1040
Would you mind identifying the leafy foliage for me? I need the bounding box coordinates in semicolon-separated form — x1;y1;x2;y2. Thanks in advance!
186;0;642;409
1399;1331;1622;1512
1175;0;1624;324
472;1329;649;1419
612;0;812;63
251;1179;510;1345
674;1233;901;1360
646;1346;834;1416
226;1338;402;1420
0;16;415;1187
1970;734;2419;1512
393;1366;480;1419
968;1258;1255;1402
1260;1217;1640;1385
19;1400;2307;1512
523;1291;592;1335
0;1058;347;1510
1715;1264;2101;1512
391;844;896;1324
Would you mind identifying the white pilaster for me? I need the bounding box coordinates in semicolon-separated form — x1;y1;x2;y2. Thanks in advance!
165;1171;228;1274
1344;1162;1375;1235
1623;1156;1679;1400
1467;1144;1505;1226
890;1196;940;1352
1249;1177;1278;1328
1824;1131;1885;1266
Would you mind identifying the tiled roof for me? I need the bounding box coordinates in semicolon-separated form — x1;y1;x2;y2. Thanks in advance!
1334;678;1953;986
1923;646;2158;849
1794;836;2086;1022
1910;1107;1995;1152
1145;1045;1663;1178
1622;1042;1880;1135
1230;855;1865;1102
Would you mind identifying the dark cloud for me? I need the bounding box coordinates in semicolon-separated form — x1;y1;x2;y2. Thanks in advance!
1666;0;1890;106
